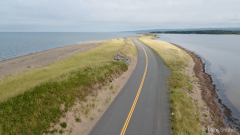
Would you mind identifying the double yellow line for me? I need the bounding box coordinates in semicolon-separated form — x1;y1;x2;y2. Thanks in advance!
120;39;148;135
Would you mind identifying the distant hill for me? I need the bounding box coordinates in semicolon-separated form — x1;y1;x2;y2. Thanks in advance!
125;29;174;33
149;30;240;35
125;28;240;33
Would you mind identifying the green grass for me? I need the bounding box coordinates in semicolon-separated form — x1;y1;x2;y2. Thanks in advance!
110;84;114;90
139;35;202;135
59;129;63;134
85;108;91;115
0;38;137;134
50;128;58;134
75;118;81;122
60;122;67;128
105;97;111;104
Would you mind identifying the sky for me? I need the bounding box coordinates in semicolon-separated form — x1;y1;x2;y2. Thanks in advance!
0;0;240;32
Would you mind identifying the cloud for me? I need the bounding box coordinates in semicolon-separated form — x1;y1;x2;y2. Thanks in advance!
0;0;240;32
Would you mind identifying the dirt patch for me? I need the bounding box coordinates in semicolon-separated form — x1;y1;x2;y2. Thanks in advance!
44;57;137;135
172;43;239;135
0;40;107;80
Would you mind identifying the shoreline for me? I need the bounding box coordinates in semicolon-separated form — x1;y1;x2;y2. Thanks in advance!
0;39;110;63
172;43;240;133
0;40;108;80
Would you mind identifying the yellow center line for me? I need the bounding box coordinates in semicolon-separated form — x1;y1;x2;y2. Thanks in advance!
120;39;148;135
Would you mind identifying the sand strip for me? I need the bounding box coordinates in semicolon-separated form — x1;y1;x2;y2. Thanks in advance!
0;40;107;80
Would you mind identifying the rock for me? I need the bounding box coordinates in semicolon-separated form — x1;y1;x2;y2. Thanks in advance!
113;52;132;66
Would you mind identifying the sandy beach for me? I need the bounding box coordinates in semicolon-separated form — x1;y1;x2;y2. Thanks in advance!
0;40;107;80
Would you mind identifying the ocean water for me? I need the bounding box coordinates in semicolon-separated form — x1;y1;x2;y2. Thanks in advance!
156;34;240;129
0;32;138;61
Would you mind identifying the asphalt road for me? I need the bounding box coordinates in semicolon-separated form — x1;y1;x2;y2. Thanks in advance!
88;38;171;135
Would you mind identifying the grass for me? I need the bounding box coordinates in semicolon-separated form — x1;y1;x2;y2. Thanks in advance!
115;84;120;91
59;129;63;134
91;103;95;108
85;108;91;115
139;35;202;135
92;98;96;102
60;122;67;128
105;97;111;104
0;38;137;134
139;36;189;71
110;84;116;94
110;84;114;90
50;128;58;134
76;118;81;122
69;128;73;134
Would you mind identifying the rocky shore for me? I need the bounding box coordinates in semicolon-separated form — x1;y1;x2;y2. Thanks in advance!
172;43;240;135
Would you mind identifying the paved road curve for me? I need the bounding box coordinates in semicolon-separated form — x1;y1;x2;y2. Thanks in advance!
88;39;171;135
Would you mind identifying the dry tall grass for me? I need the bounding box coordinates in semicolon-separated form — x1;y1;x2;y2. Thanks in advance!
139;36;188;70
139;35;202;135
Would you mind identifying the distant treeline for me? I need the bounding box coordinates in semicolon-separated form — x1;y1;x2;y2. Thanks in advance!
150;30;240;35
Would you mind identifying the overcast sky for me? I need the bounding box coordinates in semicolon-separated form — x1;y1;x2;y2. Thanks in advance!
1;0;240;32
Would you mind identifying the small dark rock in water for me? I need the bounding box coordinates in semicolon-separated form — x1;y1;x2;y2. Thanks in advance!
114;52;132;65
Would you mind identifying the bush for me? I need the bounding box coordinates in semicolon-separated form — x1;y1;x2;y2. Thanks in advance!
59;129;63;134
60;122;67;128
76;118;81;122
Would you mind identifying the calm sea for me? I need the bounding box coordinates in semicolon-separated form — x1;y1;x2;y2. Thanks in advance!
0;32;138;61
156;34;240;129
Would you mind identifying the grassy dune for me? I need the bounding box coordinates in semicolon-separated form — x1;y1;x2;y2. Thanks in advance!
139;35;202;135
0;38;137;134
0;39;136;103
